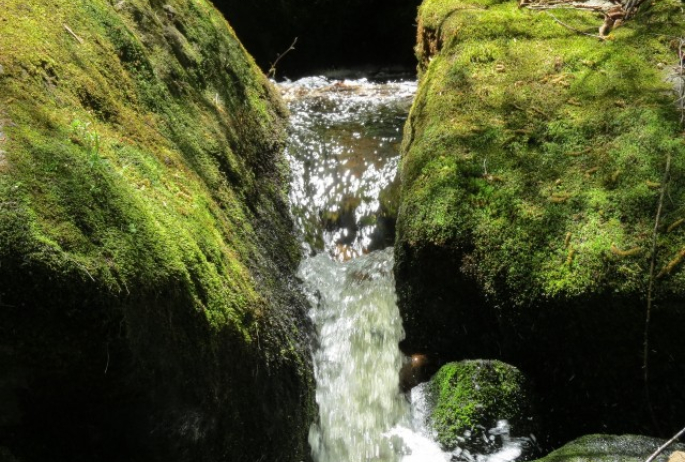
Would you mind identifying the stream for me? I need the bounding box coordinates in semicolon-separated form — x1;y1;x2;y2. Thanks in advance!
280;75;449;462
280;76;531;462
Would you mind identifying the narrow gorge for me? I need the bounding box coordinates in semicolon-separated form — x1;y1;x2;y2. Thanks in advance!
1;0;685;461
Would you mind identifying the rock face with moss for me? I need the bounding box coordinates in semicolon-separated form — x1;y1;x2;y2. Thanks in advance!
0;1;314;460
395;0;685;442
533;434;684;462
427;360;537;451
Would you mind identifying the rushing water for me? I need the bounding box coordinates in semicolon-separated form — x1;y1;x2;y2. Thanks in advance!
281;76;415;259
300;249;452;462
281;76;532;462
281;76;449;462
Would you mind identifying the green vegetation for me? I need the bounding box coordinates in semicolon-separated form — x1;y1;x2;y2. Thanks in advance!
0;0;313;460
533;434;685;462
402;0;685;303
396;0;685;441
427;360;534;449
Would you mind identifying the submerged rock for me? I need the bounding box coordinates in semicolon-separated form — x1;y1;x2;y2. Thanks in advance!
0;1;313;460
396;0;685;444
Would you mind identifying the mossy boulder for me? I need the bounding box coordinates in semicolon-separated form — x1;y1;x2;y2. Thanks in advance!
395;0;685;442
427;360;537;451
0;1;314;460
534;434;685;462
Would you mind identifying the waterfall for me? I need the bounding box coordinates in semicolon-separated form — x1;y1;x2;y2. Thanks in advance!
281;75;449;462
301;249;407;461
300;250;449;462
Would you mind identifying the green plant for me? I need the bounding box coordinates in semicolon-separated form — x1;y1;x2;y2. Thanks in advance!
70;118;101;168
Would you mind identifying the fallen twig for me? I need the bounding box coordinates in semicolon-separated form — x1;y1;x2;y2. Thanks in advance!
622;0;649;19
643;147;670;431
527;2;609;12
643;36;685;433
545;12;605;40
63;24;84;44
72;259;95;282
644;426;685;462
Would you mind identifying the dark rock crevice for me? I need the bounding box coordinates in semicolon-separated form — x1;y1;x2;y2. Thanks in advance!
211;0;423;78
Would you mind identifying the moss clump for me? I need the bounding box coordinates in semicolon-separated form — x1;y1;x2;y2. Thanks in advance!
396;0;685;442
402;0;685;303
427;360;535;450
0;1;313;461
534;434;685;462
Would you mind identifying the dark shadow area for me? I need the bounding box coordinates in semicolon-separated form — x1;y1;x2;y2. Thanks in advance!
211;0;423;78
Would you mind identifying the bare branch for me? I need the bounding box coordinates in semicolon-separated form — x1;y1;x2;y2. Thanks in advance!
268;37;298;80
645;426;685;462
545;12;606;40
643;37;685;436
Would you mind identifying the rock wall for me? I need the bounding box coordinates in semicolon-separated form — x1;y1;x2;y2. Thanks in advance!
0;1;314;460
395;0;685;444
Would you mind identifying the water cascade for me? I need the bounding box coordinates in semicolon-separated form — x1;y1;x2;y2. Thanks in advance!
281;76;415;259
282;76;533;462
281;75;450;462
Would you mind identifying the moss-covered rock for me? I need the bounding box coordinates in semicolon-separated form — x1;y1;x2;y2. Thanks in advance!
534;434;685;462
427;360;537;451
395;0;685;442
0;1;314;460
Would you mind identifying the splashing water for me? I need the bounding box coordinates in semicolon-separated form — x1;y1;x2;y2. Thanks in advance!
282;76;531;462
281;76;415;259
299;249;448;462
281;76;449;461
301;250;402;460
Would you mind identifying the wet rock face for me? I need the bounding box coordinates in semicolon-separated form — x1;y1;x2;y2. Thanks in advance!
396;0;685;445
211;0;422;78
0;1;313;461
399;353;441;392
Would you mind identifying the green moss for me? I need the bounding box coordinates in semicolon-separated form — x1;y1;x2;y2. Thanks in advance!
396;0;685;441
427;360;534;450
0;0;313;460
534;434;685;462
401;0;685;305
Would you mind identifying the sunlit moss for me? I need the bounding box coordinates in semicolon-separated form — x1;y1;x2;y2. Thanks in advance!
0;0;313;459
395;0;685;438
427;360;534;450
533;434;685;462
400;0;685;304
